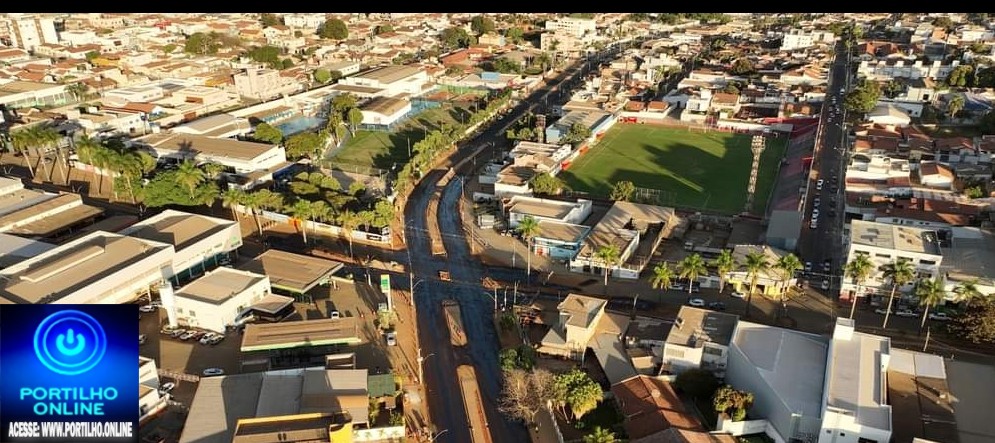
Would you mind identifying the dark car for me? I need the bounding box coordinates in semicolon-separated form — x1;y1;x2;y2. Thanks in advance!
708;302;726;311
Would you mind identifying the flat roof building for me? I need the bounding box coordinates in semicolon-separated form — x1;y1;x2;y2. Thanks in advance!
241;318;361;353
0;178;103;239
0;231;174;304
180;368;369;443
172;267;271;333
358;96;411;127
843;220;943;303
237;249;343;295
662;306;738;378
506;196;593;228
819;318;892;443
334;65;430;98
135;132;287;174
887;349;957;443
119;209;241;283
0;232;55;269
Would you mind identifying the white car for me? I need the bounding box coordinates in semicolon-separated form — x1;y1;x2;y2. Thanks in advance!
928;312;952;322
159;382;175;394
804;262;813;272
139;334;147;345
896;309;917;318
821;280;830;290
202;368;225;377
816;179;824;190
813;197;821;207
687;298;706;307
385;332;397;346
810;219;819;229
812;208;820;219
330;310;341;320
139;305;157;313
730;291;746;299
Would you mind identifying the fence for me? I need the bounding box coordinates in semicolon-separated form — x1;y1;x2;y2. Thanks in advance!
232;204;391;245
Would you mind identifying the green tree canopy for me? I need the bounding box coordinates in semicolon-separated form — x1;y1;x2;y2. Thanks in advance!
471;16;497;35
318;18;349;40
143;170;219;208
246;45;283;69
951;296;995;344
259;13;281;28
374;24;394;35
505;27;525;43
284;132;326;159
609;181;636;201
553;369;603;420
844;78;882;114
713;385;754;422
946;65;974;88
529;172;566;195
253;122;284;145
729;58;755;76
440;27;474;50
563;122;592;145
313;68;332;84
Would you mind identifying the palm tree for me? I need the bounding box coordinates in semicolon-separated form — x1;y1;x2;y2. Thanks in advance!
953;279;984;309
593;244;621;290
774;253;803;312
289;199;316;244
174;160;205;198
516;216;541;284
743;251;769;317
711;249;736;293
339;209;361;258
880;258;916;329
221;188;246;221
677;253;707;295
844;254;875;319
916;278;947;331
9;128;37;178
27;125;60;182
583;426;616;443
649;262;675;302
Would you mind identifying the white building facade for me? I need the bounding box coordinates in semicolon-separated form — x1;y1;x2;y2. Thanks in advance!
172;267;271;333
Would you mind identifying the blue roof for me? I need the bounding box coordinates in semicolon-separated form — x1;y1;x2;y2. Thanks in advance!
962;93;993;113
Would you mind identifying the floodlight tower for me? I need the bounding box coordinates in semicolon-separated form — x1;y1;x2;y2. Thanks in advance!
744;135;766;212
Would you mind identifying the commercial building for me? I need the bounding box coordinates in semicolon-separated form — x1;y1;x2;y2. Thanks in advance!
819;319;892;443
0;177;103;239
170;267;271;333
135;132;288;175
725;245;797;297
887;349;958;443
102;85;166;106
118;209;241;284
571;201;674;279
170;114;252;139
1;14;59;51
139;357;168;425
333;65;430;98
842;220;942;302
358;96;411;128
233;68;301;101
506;196;593;228
0;233;54;268
545;109;614;144
939;227;995;298
237;249;343;297
283;13;328;30
0;231;174;305
0;80;72;109
727;320;829;443
180;368;372;443
661;306;738;378
231;413;355;443
533;221;590;260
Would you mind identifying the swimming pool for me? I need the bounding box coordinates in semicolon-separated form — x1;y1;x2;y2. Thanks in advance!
277;116;324;136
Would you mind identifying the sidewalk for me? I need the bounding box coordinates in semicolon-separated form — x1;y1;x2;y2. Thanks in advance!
390;289;434;441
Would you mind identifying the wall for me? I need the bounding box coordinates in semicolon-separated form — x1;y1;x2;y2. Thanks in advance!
727;342;799;443
716;417;788;443
352;425;405;442
55;246;175;305
234;205;391;245
662;343;704;374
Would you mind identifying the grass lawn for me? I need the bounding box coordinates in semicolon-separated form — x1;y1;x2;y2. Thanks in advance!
559;125;788;215
330;105;472;170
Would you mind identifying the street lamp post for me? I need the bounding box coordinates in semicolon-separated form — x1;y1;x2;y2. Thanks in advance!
429;429;450;442
417;348;435;385
411;278;425;307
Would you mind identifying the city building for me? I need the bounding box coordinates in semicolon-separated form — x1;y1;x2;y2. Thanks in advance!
532;221;590;260
0;177;103;240
170;114;252;138
180;368;374;443
886;349;958;443
0;231;174;305
170;267;271;333
358;96;411;128
571;201;675;279
231;413;355;443
725;245;798;297
236;249;343;298
322;60;361;77
118;209;242;284
819;319;892;443
545;109;614;144
505;196;593;228
939;226;995;298
102;85;167;106
282;13;327;30
611;375;706;440
661;306;738;378
0;80;72;109
727;320;829;443
0;232;55;269
233;68;301;101
1;14;59;51
842;220;942;302
780;29;836;51
539;293;607;359
135;132;289;176
332;65;430;98
544;17;597;38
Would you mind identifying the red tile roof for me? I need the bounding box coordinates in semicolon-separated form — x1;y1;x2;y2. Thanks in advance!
612;376;702;440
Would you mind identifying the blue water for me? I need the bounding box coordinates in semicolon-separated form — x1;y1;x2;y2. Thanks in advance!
277;116;324;135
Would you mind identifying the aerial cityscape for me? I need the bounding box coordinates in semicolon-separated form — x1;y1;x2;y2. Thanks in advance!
2;11;995;443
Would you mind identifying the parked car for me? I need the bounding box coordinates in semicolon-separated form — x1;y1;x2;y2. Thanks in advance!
159;382;175;395
139;305;157;313
202;368;225;377
179;331;199;341
139;334;147;345
330;310;341;320
168;329;187;338
823;259;832;273
207;334;225;345
385;332;397;346
928;312;952;322
821;280;830;290
730;291;746;299
687;298;706;307
817;179;824;190
896;309;917;318
708;302;726;311
813;197;821;207
668;283;685;291
810;219;818;230
804;262;813;273
874;308;889;315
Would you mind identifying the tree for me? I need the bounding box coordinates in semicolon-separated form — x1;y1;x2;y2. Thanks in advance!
284;132;325;160
440;27;473;50
880;258;916;329
499;368;557;426
729;58;755;76
143;170;219;208
161;43;177;55
844;79;882;115
609;181;636;202
553;369;603;420
374;24;394;35
331;93;357;114
506;27;525;44
318;18;349;40
932;16;954;30
649;262;675;301
184;32;220;55
743;251;769;317
516;216;540;284
774;253;802;309
253;122;284;144
713;385;754;422
313;68;332;84
594;244;621;289
347;107;364;135
951;297;995;344
65;82;88;102
563;122;592;145
281;59;294;70
85;51;101;62
675;368;720;399
490;57;522;74
882;80;904;99
259;13;281;28
583;427;616;443
174;160;206;199
953;279;984;309
844;254;875;319
246;45;282;69
338;210;362;258
289;199;317;244
678;254;708;295
916;278;947;331
529;172;566;195
711;249;736;293
471;16;496;36
221;187;246;221
947;94;966;118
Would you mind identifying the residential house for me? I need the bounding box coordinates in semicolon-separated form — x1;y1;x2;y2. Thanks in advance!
867;103;912;127
724;245;798;297
505;195;593;228
917;161;954;190
661;306;738;378
538;293;636;384
709;92;741;119
611;376;706;441
233;68;300;101
726;320;830;443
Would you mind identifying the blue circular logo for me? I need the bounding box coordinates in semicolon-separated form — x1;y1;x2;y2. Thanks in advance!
33;310;107;376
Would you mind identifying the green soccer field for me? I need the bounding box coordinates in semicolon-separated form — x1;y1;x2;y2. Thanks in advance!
558;124;788;215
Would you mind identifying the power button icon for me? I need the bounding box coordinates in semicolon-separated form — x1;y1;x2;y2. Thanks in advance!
33;310;107;376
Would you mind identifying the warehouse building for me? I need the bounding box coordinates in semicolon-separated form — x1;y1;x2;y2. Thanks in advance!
237;249;343;299
170;267;271;333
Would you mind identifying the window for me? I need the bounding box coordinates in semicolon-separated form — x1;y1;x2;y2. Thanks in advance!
188;310;196;317
176;308;184;314
665;348;685;359
920;260;936;265
703;347;723;357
